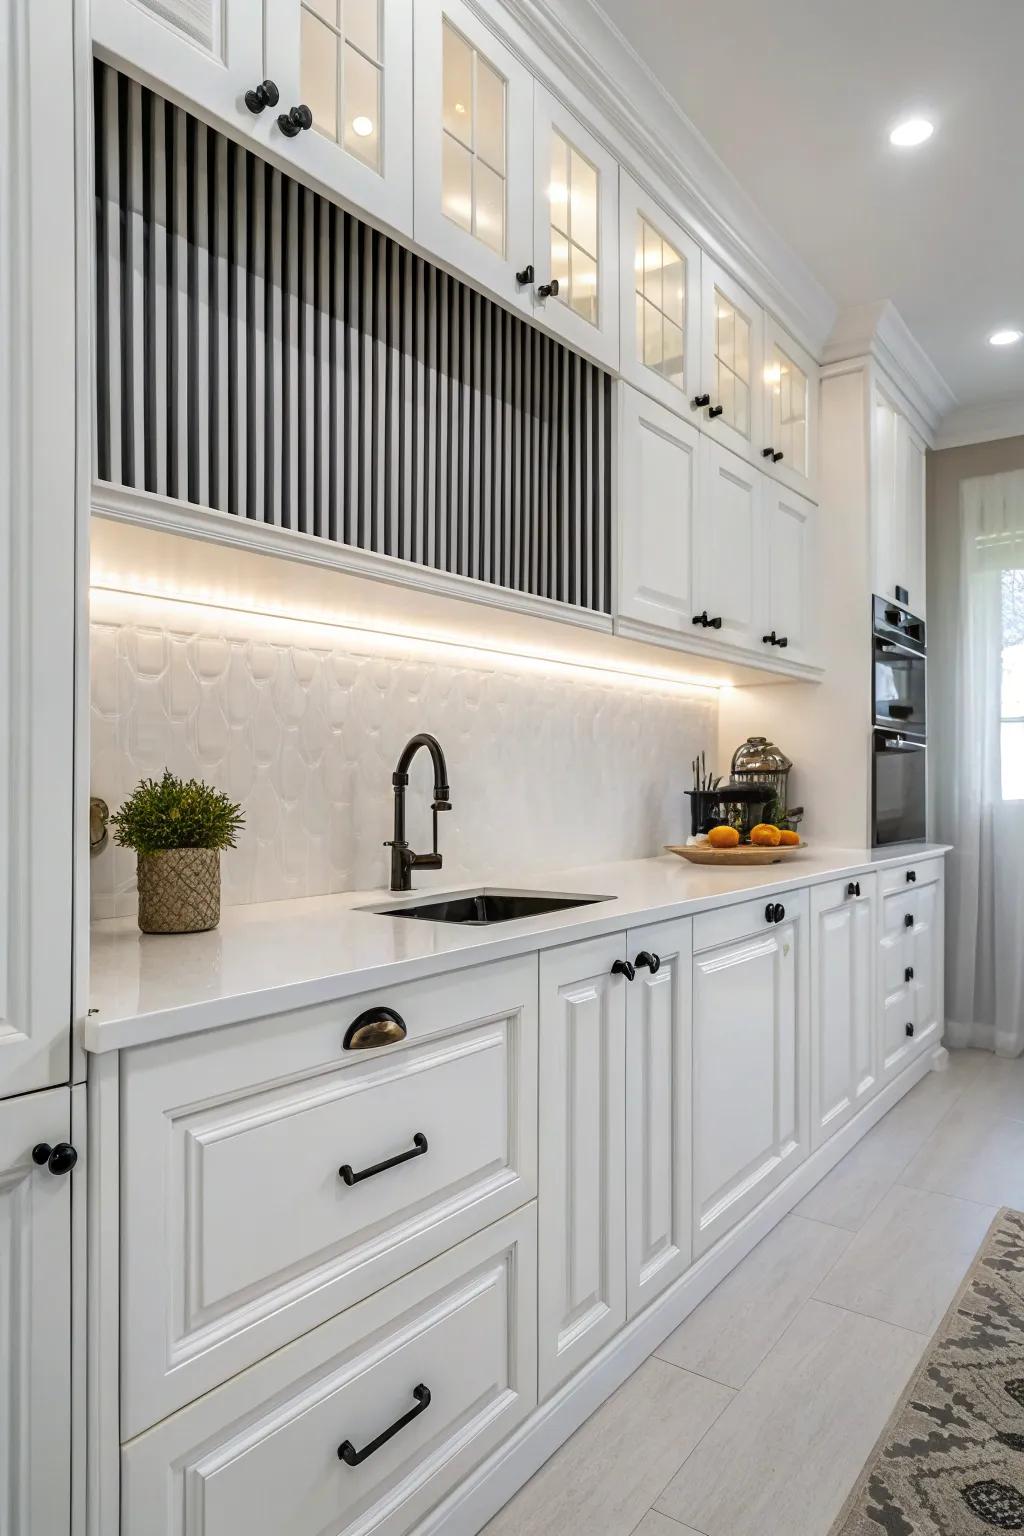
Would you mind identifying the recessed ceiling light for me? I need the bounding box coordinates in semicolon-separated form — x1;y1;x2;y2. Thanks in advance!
989;328;1023;347
889;117;934;148
351;115;374;137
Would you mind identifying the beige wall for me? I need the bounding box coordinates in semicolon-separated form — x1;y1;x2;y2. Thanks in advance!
926;435;1024;840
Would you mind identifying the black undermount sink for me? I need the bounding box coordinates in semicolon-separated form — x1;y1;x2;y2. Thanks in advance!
365;889;611;926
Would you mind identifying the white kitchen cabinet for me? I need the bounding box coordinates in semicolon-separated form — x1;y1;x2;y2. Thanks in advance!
625;918;693;1318
759;480;817;667
691;891;809;1257
266;0;413;234
618;172;702;415
695;256;764;462
538;933;627;1398
413;0;534;307
810;876;879;1149
692;437;760;651
1;0;75;1098
532;84;620;370
762;315;819;499
0;1086;75;1536
617;387;700;637
879;861;943;1082
122;1206;537;1536
872;383;927;614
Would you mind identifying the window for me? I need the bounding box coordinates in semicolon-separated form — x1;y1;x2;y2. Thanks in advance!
634;218;684;389
441;22;507;257
1001;567;1024;798
712;287;751;435
301;0;383;172
549;132;598;325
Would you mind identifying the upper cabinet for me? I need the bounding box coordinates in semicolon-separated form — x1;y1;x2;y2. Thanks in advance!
413;0;534;310
617;388;699;637
618;173;702;414
531;85;620;369
266;0;413;232
872;383;926;614
762;316;818;498
695;257;764;462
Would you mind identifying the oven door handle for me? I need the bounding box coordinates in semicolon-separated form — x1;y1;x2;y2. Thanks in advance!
876;734;926;752
874;634;926;661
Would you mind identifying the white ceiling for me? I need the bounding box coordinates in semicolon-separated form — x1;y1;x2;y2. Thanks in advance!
593;0;1024;412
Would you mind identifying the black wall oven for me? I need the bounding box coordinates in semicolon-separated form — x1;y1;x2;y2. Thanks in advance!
872;597;927;846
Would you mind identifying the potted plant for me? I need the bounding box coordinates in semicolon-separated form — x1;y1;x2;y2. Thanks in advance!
110;770;245;935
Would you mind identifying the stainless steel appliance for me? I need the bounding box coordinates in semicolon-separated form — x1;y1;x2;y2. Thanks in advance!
872;597;927;845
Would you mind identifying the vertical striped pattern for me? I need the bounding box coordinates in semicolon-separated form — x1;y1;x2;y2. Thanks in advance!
93;64;613;614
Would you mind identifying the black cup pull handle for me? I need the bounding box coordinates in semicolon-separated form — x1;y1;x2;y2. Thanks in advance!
707;404;724;418
339;1132;428;1187
278;104;313;137
634;950;661;974
611;958;636;981
776;635;788;648
691;393;711;409
772;903;786;923
765;903;776;924
338;1383;431;1466
537;279;559;299
344;1006;408;1050
515;263;534;286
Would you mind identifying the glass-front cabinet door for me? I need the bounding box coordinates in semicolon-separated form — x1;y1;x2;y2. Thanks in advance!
413;0;534;310
619;172;701;416
533;85;619;370
762;315;818;498
697;256;764;462
266;0;413;235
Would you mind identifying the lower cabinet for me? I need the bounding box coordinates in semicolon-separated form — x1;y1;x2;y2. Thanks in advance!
0;1085;75;1536
879;862;944;1082
691;891;809;1258
810;874;879;1148
121;1206;537;1536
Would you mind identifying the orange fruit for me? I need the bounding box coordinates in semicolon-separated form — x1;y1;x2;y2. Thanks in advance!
749;823;782;847
707;824;740;849
779;829;801;847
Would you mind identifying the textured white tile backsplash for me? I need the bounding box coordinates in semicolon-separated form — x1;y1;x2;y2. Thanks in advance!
90;599;717;917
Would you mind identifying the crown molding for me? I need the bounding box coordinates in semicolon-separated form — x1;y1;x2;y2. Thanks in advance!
934;396;1024;451
472;0;837;358
822;301;956;445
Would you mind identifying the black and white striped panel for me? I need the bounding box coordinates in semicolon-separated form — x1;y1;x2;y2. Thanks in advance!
93;64;613;614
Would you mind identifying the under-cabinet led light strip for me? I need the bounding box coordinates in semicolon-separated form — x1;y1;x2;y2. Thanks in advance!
89;580;726;697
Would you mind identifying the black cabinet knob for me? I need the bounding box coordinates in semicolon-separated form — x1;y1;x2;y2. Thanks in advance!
905;966;915;982
634;950;661;975
762;447;775;458
691;393;711;409
772;450;784;463
32;1142;78;1176
906;869;917;883
244;79;280;114
772;902;785;924
904;912;914;928
537;279;559;299
776;635;788;648
611;958;636;981
278;104;313;137
762;630;778;646
847;881;861;897
707;404;724;418
905;1022;915;1037
515;264;534;286
765;903;776;924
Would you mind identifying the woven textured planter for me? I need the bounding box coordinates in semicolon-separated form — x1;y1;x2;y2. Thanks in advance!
137;849;221;934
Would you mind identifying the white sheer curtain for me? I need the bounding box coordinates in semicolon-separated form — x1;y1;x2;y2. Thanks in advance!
945;469;1024;1056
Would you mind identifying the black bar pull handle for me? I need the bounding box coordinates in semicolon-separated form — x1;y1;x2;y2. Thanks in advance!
339;1132;428;1187
338;1383;431;1466
634;950;661;974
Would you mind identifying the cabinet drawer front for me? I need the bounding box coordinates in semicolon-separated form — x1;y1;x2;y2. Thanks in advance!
122;1207;537;1536
121;955;537;1435
879;858;942;896
693;887;808;954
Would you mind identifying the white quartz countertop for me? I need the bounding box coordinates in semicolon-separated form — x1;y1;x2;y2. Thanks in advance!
86;843;949;1053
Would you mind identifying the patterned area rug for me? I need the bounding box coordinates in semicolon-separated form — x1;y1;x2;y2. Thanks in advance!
831;1207;1024;1534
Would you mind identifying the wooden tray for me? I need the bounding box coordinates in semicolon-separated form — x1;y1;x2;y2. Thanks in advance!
665;840;807;866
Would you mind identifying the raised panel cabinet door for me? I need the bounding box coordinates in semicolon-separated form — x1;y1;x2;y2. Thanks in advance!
0;1086;74;1536
909;871;943;1053
617;387;699;637
0;0;74;1096
91;0;268;147
538;933;627;1398
762;316;819;499
879;887;916;1081
693;437;760;651
266;0;413;235
810;876;879;1150
696;255;764;461
413;0;534;312
900;418;927;616
760;481;817;667
871;384;904;605
532;83;620;370
692;891;809;1257
625;917;692;1318
618;171;702;415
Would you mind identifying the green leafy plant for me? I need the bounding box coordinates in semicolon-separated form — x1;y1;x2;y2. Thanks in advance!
111;771;245;854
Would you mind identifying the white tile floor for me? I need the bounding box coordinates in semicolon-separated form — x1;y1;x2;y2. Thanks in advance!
483;1049;1018;1536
